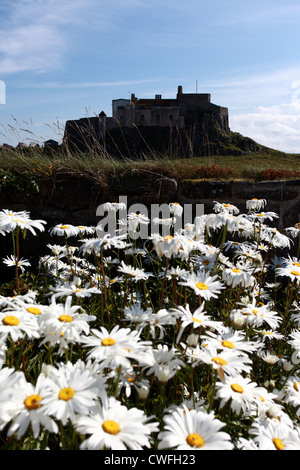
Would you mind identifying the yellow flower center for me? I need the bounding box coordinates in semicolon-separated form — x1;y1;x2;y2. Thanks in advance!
231;383;244;393
292;262;300;267
221;340;234;349
26;307;42;315
163;235;173;241
126;376;136;383
3;315;19;326
293;381;300;392
102;337;116;346
24;394;42;410
272;438;285;450
212;356;227;366
196;282;208;290
58;387;75;401
102;420;120;435
291;270;300;276
232;268;241;273
191;317;202;324
60;225;69;229
202;259;210;266
58;314;73;322
186;433;204;448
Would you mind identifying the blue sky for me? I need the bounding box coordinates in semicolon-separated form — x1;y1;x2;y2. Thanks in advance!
1;0;300;152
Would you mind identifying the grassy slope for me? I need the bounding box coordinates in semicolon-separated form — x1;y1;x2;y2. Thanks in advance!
0;145;299;197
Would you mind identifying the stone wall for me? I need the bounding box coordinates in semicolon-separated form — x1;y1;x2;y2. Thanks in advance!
1;175;299;231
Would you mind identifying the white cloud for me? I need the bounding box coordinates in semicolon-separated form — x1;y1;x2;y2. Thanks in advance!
230;102;300;153
0;0;118;75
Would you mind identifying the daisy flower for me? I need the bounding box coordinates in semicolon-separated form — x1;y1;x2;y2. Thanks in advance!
41;361;99;425
178;271;224;301
203;327;260;356
190;253;217;272
222;264;254;288
79;234;128;256
39;295;96;343
0;367;26;430
0;209;46;235
285;224;300;238
0;309;40;342
246;198;267;212
172;303;224;343
3;255;31;273
76;395;158;450
121;303;153;332
216;374;260;416
276;264;300;282
250;419;300;450
150;233;187;259
80;325;153;369
194;346;252;376
213;201;239;215
6;373;58;440
144;344;184;383
107;366;150;399
49;224;80;237
262;227;292;249
117;260;151;282
169;202;183;217
158;405;233;450
278;375;300;416
248;211;279;225
237;296;282;330
76;225;95;235
49;280;101;299
103;201;127;212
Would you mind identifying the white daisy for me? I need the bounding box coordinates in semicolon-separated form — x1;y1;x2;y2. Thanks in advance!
193;346;252;376
117;260;151;282
76;395;158;450
3;255;31;273
215;375;259;415
41;361;99;425
6;373;58;440
49;224;80;237
0;309;40;342
144;344;184;383
172;303;224;343
158;405;233;450
80;325;153;369
179;271;224;300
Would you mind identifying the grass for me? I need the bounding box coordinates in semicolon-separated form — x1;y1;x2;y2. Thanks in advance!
0;118;300;197
0;145;300;190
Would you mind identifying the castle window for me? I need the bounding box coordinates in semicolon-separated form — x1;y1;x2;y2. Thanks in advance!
140;114;145;122
156;114;160;122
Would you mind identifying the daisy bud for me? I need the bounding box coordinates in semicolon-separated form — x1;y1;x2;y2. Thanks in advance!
187;333;199;347
138;385;150;402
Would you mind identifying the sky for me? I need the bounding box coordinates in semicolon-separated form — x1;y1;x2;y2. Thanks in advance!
1;0;300;152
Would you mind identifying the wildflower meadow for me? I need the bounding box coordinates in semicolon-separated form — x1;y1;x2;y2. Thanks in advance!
0;197;300;451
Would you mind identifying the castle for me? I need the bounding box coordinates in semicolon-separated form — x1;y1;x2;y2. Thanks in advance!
63;85;230;157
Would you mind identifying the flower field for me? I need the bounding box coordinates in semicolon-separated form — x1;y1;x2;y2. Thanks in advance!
0;198;300;450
